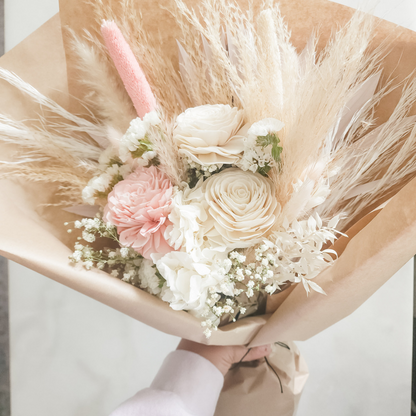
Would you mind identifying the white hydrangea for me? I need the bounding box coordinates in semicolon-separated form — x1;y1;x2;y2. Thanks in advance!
237;118;285;173
119;111;161;162
82;163;132;205
165;181;214;256
143;111;162;126
152;249;233;315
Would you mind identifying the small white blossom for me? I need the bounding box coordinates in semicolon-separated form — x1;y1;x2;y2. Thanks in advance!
143;111;161;126
82;231;95;243
203;328;212;338
72;251;82;262
85;260;93;270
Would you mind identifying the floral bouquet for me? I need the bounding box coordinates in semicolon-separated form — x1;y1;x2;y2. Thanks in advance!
1;0;416;414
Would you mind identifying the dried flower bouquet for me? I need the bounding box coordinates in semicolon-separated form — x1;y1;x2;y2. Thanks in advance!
1;0;416;346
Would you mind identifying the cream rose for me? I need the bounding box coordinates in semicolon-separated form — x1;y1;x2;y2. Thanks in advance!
203;168;280;248
173;104;245;165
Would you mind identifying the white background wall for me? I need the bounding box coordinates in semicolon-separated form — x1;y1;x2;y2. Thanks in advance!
5;0;415;415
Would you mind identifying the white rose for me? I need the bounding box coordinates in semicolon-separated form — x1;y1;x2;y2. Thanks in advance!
173;104;245;166
153;249;231;313
203;168;280;248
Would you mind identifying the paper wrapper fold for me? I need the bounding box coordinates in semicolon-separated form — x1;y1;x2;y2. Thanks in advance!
1;1;416;414
215;343;308;416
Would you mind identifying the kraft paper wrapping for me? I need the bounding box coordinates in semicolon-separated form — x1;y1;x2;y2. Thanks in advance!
1;1;416;414
215;343;308;416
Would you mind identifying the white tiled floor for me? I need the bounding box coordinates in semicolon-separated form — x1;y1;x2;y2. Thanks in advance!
6;1;415;415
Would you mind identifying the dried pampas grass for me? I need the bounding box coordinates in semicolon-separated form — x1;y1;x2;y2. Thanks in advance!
70;33;137;133
149;119;187;186
3;0;416;229
167;1;416;231
0;69;104;205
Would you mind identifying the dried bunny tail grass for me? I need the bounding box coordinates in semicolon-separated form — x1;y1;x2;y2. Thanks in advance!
91;0;189;118
0;68;109;148
150;118;187;185
271;11;384;207
70;32;136;133
322;77;416;228
0;165;89;206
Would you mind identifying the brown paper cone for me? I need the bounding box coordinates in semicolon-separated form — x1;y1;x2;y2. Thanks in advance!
215;343;308;416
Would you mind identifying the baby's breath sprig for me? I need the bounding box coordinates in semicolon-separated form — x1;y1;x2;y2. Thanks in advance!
200;248;279;337
66;217;143;279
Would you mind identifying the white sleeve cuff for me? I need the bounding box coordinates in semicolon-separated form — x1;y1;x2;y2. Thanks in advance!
150;350;224;416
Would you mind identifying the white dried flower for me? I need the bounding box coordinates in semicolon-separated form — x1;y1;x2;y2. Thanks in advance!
153;249;230;314
85;260;93;270
237;118;285;173
202;168;280;248
138;259;161;296
143;111;161;126
165;182;213;254
82;231;95;243
173;104;245;166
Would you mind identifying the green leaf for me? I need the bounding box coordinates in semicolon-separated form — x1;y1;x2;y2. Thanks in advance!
271;143;283;163
256;132;283;165
131;139;153;159
152;265;166;288
130;147;147;158
256;133;276;148
257;164;272;176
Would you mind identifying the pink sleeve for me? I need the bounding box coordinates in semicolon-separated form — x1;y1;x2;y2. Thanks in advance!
109;350;224;416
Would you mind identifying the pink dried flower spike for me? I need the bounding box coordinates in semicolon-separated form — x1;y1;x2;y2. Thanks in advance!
101;20;156;118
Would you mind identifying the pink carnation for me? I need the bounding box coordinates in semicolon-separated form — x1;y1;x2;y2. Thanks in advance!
104;166;174;259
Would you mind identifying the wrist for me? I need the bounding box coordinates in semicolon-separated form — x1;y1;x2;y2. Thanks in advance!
177;340;231;376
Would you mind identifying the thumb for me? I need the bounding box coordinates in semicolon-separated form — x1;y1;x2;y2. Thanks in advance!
240;344;272;362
